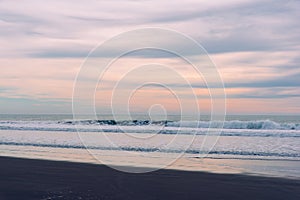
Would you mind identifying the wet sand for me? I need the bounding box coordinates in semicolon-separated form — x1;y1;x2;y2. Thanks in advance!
0;156;299;200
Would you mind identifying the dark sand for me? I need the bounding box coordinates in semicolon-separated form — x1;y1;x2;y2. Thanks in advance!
0;156;299;200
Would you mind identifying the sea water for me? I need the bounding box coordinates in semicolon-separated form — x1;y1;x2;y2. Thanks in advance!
0;114;299;177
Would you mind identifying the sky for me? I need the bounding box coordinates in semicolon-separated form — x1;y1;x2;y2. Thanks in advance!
0;0;300;115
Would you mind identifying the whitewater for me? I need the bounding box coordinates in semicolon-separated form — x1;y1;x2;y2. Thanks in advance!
0;115;299;160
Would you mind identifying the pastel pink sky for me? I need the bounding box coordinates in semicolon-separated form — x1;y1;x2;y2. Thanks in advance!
0;0;299;114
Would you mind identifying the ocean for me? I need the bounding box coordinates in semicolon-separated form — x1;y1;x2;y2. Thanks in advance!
0;114;299;176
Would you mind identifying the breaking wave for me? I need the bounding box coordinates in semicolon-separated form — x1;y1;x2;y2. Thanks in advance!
59;119;300;130
0;119;300;138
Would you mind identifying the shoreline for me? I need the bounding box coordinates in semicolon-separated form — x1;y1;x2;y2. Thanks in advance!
1;143;300;179
0;156;299;199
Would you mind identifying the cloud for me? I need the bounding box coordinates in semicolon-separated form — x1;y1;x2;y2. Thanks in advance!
1;0;300;58
227;87;300;99
225;73;300;88
1;0;300;114
0;97;71;114
171;73;300;89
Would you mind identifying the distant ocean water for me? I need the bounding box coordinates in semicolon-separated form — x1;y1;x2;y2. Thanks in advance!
0;114;299;176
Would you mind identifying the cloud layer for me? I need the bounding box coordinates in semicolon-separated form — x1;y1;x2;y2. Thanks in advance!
0;0;299;114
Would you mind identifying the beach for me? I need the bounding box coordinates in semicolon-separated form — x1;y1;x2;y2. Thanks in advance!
1;115;300;199
2;0;300;199
0;156;299;200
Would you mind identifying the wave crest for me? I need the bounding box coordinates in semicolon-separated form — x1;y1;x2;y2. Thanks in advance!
59;119;300;130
